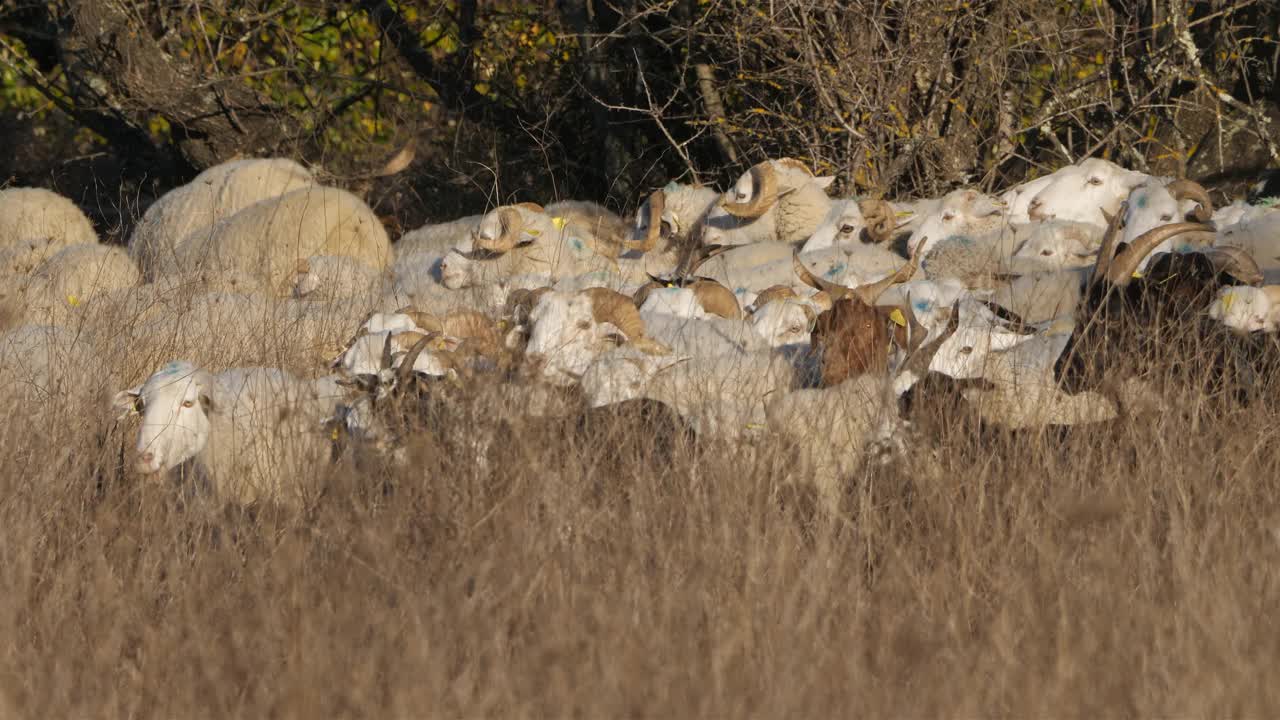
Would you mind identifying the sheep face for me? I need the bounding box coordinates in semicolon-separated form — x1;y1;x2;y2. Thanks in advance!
1209;286;1277;334
113;361;214;475
925;318;1037;379
630;184;719;251
801;199;867;253
579;351;681;408
749;300;816;348
907;189;1005;256
1024;158;1146;225
811;299;900;386
526;292;625;385
1000;173;1059;223
1010;221;1101;269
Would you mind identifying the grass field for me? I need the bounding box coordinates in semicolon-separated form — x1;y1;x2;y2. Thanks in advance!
2;330;1280;718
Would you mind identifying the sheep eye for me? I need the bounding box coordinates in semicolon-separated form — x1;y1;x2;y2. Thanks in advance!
959;346;974;355
182;399;195;408
133;397;145;413
1160;213;1173;221
942;212;956;221
1087;177;1103;186
839;224;856;235
1040;249;1053;256
576;320;592;330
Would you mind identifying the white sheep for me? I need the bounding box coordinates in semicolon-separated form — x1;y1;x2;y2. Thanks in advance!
130;158;315;278
1208;285;1280;333
160;185;393;295
0;188;100;275
906;188;1009;256
112;360;341;507
292;254;387;301
700;158;838;247
1021;157;1149;226
764;373;906;514
439;203;622;290
580;343;796;441
627;182;721;256
798;197;902;253
1213;212;1280;272
0;324;105;415
523;288;672;385
396;215;483;259
0;243;147;330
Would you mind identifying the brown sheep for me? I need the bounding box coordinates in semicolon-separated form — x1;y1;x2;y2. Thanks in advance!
793;245;925;387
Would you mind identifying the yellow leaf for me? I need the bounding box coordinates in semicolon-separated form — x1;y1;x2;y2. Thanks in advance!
66;294;80;307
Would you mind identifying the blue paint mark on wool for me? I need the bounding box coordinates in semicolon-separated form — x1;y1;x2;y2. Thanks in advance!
1135;194;1148;209
824;263;846;279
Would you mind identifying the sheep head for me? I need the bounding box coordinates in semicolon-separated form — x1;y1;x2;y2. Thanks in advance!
112;361;217;475
526;288;670;384
794;244;924;386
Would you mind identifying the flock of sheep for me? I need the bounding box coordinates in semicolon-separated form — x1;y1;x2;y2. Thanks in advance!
4;155;1280;513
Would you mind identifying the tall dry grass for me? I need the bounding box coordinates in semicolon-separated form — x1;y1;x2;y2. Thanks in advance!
1;290;1280;717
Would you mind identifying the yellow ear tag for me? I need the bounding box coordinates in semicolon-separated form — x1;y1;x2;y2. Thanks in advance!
551;216;567;230
745;422;765;431
1221;293;1235;311
66;294;80;307
330;427;340;441
1132;270;1144;279
889;308;907;327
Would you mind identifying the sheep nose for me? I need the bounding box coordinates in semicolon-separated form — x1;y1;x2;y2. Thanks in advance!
134;451;160;474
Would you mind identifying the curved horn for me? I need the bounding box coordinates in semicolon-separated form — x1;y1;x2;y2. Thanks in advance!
721;162;778;219
1202;246;1264;286
690;280;741;320
396;306;444;334
583;287;647;341
1105;222;1216;286
380;331;396;371
632;278;664;309
852;242;925;305
474;207;525;253
1166;179;1214;222
1090;203;1127;287
625;189;665;252
857;199;897;244
395;334;436;390
792;250;849;300
749;284;798;311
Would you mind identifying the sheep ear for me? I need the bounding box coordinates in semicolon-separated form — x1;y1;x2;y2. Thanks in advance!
111;388;142;420
815;176;837;190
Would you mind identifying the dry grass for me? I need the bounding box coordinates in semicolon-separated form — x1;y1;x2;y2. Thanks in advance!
2;297;1280;718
